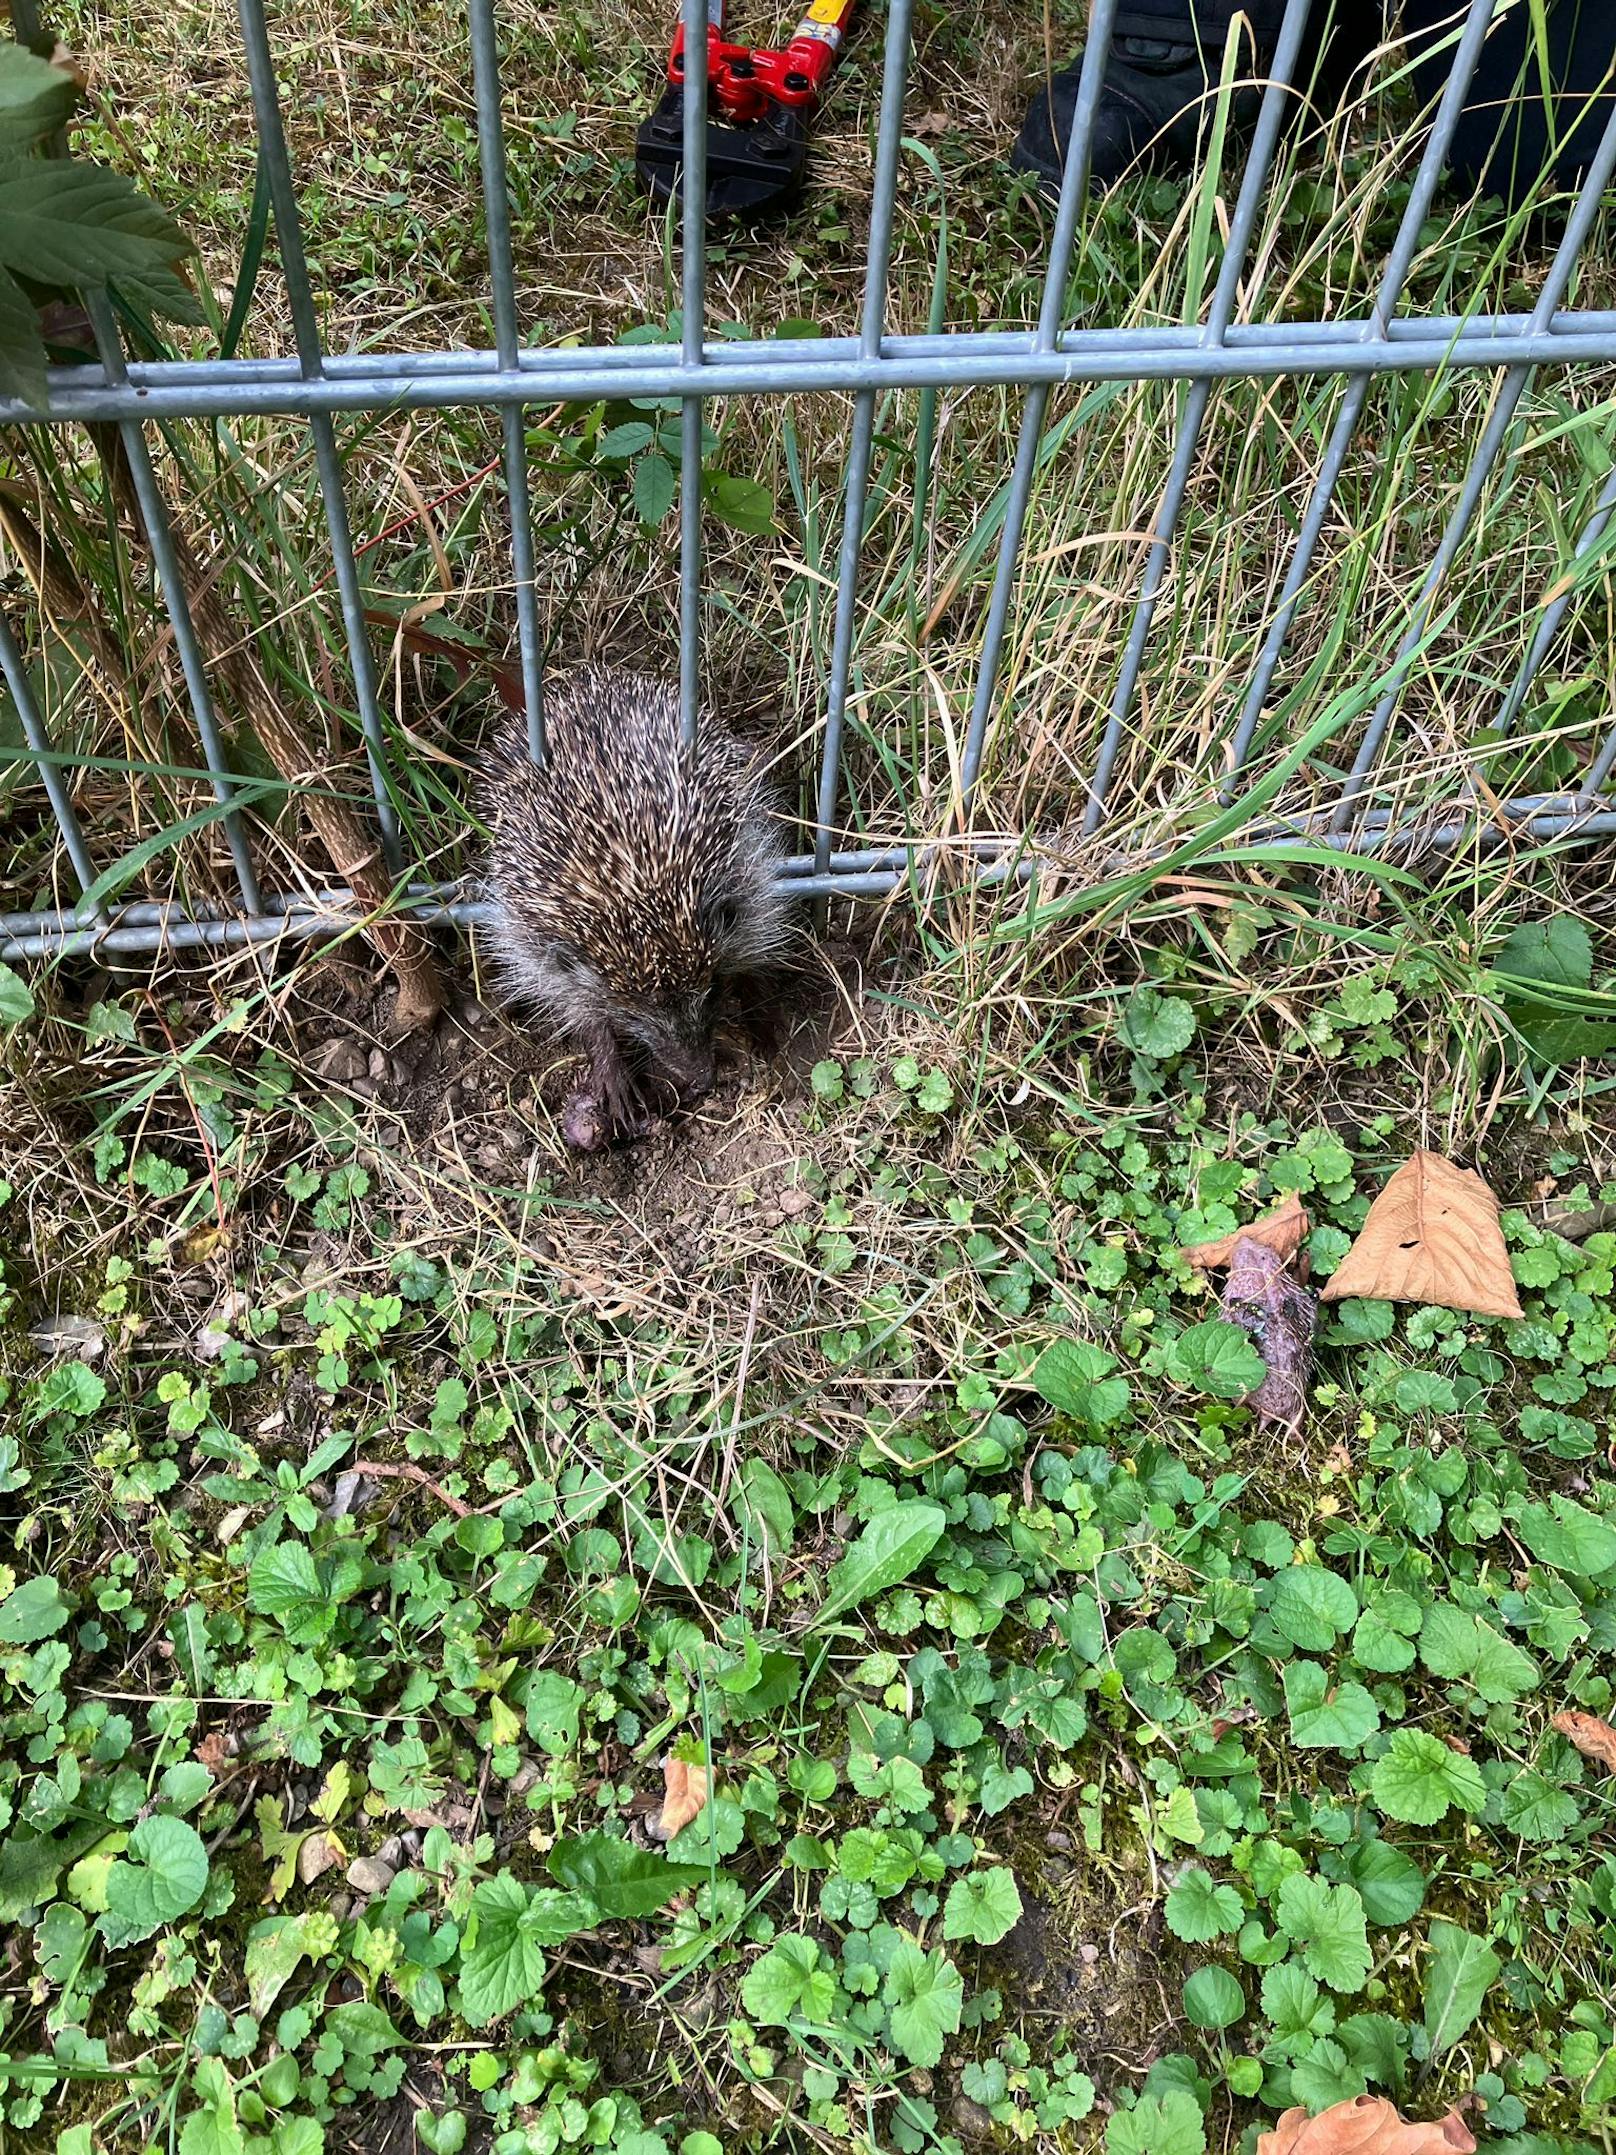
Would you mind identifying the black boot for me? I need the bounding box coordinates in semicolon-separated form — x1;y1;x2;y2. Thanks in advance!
1010;0;1370;194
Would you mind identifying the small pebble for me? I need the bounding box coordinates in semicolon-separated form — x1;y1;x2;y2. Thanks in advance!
366;1048;388;1081
345;1855;395;1896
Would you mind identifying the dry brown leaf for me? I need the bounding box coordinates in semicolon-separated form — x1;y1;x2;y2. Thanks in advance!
1318;1151;1522;1319
1553;1708;1616;1772
1257;2096;1476;2155
652;1757;709;1841
1184;1191;1310;1270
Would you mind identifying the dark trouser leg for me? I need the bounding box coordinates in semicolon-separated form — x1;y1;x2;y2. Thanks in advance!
1011;0;1383;193
1404;0;1616;207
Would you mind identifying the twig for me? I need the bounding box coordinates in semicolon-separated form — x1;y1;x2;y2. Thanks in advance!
342;1460;472;1517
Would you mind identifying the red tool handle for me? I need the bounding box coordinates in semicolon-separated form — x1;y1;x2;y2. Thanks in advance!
670;0;856;125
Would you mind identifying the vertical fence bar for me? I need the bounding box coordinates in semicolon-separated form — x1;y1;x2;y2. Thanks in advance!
0;612;107;919
1494;459;1616;737
812;0;914;876
677;0;710;748
237;0;404;866
467;0;546;764
1219;0;1499;798
83;290;263;915
1331;91;1616;829
1080;0;1313;833
957;0;1120;808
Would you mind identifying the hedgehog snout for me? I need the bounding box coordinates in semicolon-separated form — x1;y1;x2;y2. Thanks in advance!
619;990;718;1106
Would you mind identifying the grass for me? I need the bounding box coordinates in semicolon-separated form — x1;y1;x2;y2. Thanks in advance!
4;3;1616;2152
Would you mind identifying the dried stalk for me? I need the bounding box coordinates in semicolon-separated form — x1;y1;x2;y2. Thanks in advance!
93;424;445;1030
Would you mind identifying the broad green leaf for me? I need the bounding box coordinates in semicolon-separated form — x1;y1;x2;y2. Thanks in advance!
1344;1838;1426;1926
1266;1566;1359;1652
245;1910;339;2019
741;1932;839;2027
882;1940;963;2067
596;420;655;458
1495;916;1592;990
1167;1319;1266;1399
1121;984;1197;1060
941;1867;1022;1946
1275;1873;1371;1992
247;1541;327;1640
1422;1919;1500;2056
0;1573;68;1643
1283;1661;1380;1750
0;45;79;157
547;1831;708;1919
815;1500;945;1626
632;451;676;524
179;2057;243;2155
701;469;776;536
37;1900;87;1985
100;1815;208;1946
1512;1496;1616;1578
1164;1866;1243;1944
0;262;45;412
1182;1964;1245;2029
1500;1770;1579;1844
1419;1604;1539;1704
1105;2089;1206;2155
1371;1728;1487;1826
735;1457;794;1556
458;1873;591;2025
1032;1338;1131;1426
0;163;193;290
0;961;35;1025
1262;1962;1335;2044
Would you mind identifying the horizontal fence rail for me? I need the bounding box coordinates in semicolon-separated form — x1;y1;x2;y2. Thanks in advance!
3;0;1616;969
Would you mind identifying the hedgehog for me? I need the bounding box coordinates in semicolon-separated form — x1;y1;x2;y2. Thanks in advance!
476;667;791;1150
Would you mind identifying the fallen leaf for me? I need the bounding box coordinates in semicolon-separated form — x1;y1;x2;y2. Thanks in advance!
1221;1234;1317;1439
180;1222;231;1265
28;1313;107;1361
193;1731;231;1773
652;1756;709;1841
1553;1709;1616;1773
1257;2095;1475;2155
1322;1442;1353;1475
297;1832;340;1886
1319;1151;1522;1319
1185;1191;1310;1270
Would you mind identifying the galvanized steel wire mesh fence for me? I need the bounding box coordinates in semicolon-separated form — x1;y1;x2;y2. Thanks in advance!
3;0;1616;967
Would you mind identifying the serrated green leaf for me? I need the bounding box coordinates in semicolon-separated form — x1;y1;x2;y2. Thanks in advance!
1164;1866;1243;1944
100;1814;208;1947
0;1572;67;1642
1275;1873;1371;1992
245;1910;339;2019
941;1867;1021;1946
1105;2089;1206;2155
1419;1604;1539;1704
1167;1318;1266;1399
1344;1838;1426;1926
1500;1770;1579;1844
741;1932;839;2027
882;1939;962;2067
1121;984;1197;1060
1495;916;1592;990
632;450;676;524
1371;1728;1487;1825
1266;1565;1359;1651
0;162;192;290
1283;1660;1381;1750
546;1831;707;1919
1032;1337;1131;1425
458;1873;590;2025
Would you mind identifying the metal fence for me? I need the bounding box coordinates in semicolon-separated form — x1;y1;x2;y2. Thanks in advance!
3;0;1616;966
